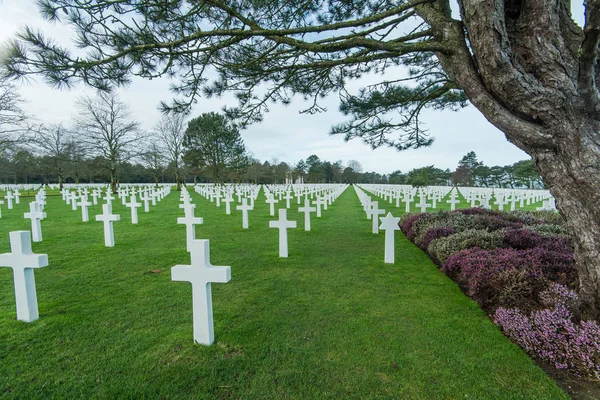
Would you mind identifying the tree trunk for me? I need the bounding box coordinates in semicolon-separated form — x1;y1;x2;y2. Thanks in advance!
176;170;181;191
534;123;600;318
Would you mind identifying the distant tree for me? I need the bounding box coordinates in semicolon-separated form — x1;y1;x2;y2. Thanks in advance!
140;142;165;187
511;159;544;189
388;170;406;185
154;113;186;190
305;155;322;183
452;151;482;186
75;92;143;193
294;160;307;182
489;166;507;188
34;123;72;189
474;165;492;187
407;166;451;187
183;112;249;183
341;167;356;184
0;75;29;152
347;160;363;173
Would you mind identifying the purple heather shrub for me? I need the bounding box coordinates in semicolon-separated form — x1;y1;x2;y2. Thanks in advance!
400;213;426;238
503;229;546;250
474;215;523;232
454;207;489;216
419;226;455;250
494;284;600;379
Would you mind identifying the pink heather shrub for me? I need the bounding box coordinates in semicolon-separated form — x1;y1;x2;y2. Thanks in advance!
494;284;600;379
400;213;426;240
474;215;523;232
418;226;455;250
442;246;576;308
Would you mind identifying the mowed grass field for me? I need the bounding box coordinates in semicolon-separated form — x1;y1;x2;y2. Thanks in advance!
0;186;566;399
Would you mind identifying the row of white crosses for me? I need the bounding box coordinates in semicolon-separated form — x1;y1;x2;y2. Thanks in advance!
355;186;401;264
173;187;231;346
360;184;555;213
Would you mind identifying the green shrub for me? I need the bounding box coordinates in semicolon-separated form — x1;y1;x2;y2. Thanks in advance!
427;229;504;265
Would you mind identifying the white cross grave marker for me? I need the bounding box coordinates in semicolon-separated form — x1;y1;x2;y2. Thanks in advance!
171;239;231;345
78;195;92;222
95;203;120;247
178;204;204;252
269;209;297;257
126;194;142;224
236;198;253;229
379;213;401;263
0;231;48;322
298;198;316;231
368;201;385;234
24;202;46;242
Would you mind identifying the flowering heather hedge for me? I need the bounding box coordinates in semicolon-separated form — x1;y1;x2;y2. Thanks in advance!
494;284;600;380
400;207;600;379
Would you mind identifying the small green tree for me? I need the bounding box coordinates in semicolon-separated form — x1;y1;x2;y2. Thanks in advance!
183;112;249;183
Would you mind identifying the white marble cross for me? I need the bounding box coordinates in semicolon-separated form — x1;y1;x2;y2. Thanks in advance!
171;239;231;345
283;191;293;208
298;198;316;231
24;202;46;242
14;190;20;204
0;231;48;322
70;192;79;211
236;198;253;229
126;194;142;224
140;192;151;212
446;191;460;211
103;191;114;205
5;191;14;210
265;195;278;216
78;195;92;222
95;203;120;247
223;195;233;215
416;196;431;213
269;209;297;257
178;204;204;252
314;196;325;218
368;201;385;234
379;213;401;263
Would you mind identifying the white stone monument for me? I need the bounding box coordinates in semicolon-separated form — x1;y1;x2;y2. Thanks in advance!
24;202;46;242
269;209;297;258
298;198;316;231
95;203;120;247
171;239;231;345
0;231;49;322
177;204;204;252
379;212;401;264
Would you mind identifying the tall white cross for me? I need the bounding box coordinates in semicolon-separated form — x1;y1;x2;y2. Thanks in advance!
283;191;293;208
14;190;20;204
223;196;234;215
103;191;114;205
78;195;92;222
368;201;386;234
379;213;401;263
236;198;253;229
265;195;278;216
126;194;142;224
0;231;48;322
24;202;46;242
70;192;79;211
495;195;506;211
95;203;120;247
298;198;316;231
140;192;151;212
269;209;297;258
5;192;14;210
171;239;231;345
178;204;204;252
314;196;325;218
446;191;460;211
416;196;431;213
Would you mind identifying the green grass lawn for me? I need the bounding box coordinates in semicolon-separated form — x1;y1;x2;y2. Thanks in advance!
0;186;567;399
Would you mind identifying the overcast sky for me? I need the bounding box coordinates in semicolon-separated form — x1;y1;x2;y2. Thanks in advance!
0;1;586;174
